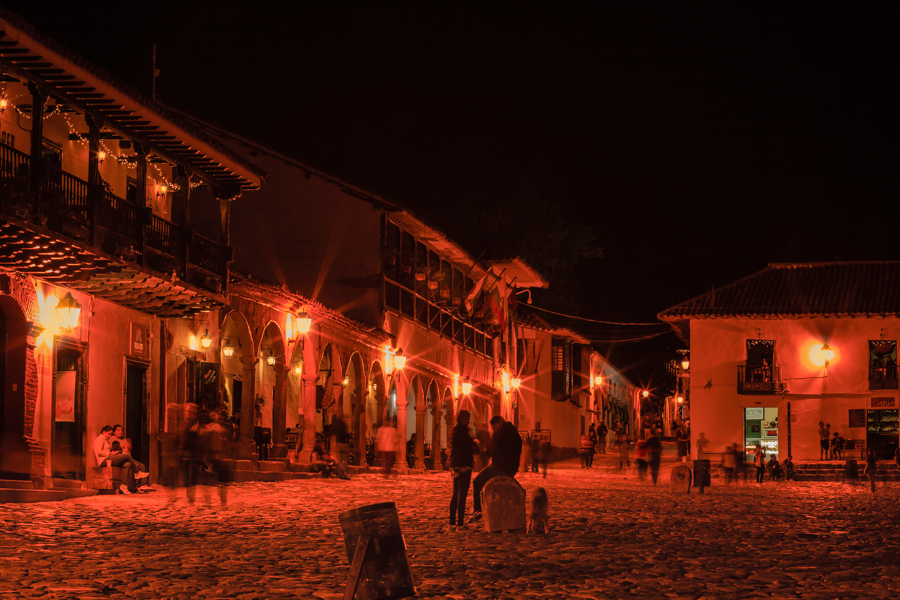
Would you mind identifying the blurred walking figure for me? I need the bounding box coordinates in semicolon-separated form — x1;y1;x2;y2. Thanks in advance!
782;455;795;481
722;444;737;485
597;422;608;454
617;431;630;470
646;432;662;485
538;433;551;478
376;418;398;478
754;444;766;484
587;424;598;467
530;433;540;473
448;410;480;532
189;409;230;505
675;426;689;464
580;434;593;469
329;415;351;480
635;439;649;482
865;448;878;493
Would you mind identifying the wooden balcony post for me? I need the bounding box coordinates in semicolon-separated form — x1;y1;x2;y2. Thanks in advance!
85;114;102;245
218;194;233;291
135;143;148;266
27;82;44;223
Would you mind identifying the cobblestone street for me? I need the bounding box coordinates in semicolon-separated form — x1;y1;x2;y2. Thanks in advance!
2;456;900;599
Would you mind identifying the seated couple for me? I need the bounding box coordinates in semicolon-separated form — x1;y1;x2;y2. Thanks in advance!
309;440;349;480
93;425;152;494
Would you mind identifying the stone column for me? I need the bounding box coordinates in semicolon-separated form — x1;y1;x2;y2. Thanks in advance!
432;403;443;470
270;364;288;458
297;375;318;464
237;356;258;459
414;404;426;470
396;397;408;472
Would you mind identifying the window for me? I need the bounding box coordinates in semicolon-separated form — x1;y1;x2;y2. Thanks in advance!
1;131;15;148
551;338;571;397
869;340;898;390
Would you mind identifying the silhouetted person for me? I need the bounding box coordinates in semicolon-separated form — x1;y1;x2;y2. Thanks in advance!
470;416;522;523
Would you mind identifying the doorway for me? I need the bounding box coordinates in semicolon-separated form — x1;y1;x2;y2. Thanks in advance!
867;408;899;460
125;362;148;465
0;298;29;480
52;344;86;480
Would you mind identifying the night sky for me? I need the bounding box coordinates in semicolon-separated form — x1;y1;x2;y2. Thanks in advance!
6;2;898;385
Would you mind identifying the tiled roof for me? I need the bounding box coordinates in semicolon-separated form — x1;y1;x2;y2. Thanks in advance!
658;262;900;320
517;310;554;332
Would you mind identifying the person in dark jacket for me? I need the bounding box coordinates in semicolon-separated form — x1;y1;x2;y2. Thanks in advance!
448;410;480;531
470;416;523;522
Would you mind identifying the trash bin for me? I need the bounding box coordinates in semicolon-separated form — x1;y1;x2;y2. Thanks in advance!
844;459;858;482
254;426;271;461
692;459;711;487
338;502;416;600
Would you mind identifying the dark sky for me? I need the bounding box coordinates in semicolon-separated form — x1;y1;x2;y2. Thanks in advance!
6;2;898;386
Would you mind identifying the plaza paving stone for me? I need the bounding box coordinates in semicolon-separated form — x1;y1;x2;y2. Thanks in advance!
1;454;899;599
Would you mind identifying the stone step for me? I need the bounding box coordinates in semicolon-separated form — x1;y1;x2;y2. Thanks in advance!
0;488;98;503
0;479;33;490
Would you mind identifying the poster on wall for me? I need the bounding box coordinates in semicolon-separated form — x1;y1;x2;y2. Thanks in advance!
197;362;220;408
745;407;764;420
55;371;76;422
130;323;150;359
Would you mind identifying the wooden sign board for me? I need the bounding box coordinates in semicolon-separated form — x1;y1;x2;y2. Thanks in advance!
130;323;150;359
871;397;896;408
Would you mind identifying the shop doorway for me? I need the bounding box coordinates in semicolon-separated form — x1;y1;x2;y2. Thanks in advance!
0;298;29;480
52;343;87;480
744;407;779;462
867;408;898;460
125;362;149;465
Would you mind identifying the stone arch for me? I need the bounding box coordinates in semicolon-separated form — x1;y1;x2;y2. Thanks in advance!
365;360;387;466
220;310;256;446
402;374;426;470
342;352;366;465
256;321;286;457
316;343;344;445
425;379;440;469
437;386;454;470
0;294;33;481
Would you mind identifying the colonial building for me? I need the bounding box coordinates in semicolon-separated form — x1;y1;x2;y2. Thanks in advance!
0;10;264;488
659;261;900;462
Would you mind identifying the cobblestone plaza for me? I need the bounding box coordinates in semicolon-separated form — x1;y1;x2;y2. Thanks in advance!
2;456;899;599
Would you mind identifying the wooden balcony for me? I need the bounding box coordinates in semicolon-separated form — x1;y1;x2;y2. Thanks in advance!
737;364;785;395
0;141;230;316
869;366;899;390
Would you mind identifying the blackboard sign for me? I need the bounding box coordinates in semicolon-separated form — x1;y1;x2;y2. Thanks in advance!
849;409;866;428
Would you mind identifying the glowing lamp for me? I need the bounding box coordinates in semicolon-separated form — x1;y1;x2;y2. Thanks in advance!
461;377;473;396
677;395;684;404
681;359;690;371
393;348;406;371
642;390;650;398
0;98;7;113
55;292;82;331
342;377;350;387
266;353;276;366
821;343;835;364
502;370;511;392
97;150;106;164
158;184;168;197
222;340;234;357
453;374;460;397
295;311;312;336
511;377;521;390
200;329;212;349
293;364;302;375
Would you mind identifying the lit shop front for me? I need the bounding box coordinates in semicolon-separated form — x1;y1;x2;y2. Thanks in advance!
744;407;778;462
868;397;898;460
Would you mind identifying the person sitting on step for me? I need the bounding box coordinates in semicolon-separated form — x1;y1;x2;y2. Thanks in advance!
93;426;143;495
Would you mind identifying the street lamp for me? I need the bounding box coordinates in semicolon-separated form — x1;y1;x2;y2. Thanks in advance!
461;377;472;396
681;358;690;371
222;339;235;357
642;390;650;398
393;348;406;371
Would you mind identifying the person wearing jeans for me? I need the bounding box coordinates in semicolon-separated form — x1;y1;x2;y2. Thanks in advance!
448;410;479;531
93;426;140;494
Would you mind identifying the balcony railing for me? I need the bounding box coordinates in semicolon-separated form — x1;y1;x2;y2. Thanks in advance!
0;141;228;293
869;366;899;390
737;364;785;394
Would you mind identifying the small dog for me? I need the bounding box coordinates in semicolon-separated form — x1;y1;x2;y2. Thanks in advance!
527;487;549;534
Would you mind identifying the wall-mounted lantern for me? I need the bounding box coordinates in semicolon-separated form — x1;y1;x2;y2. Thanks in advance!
55;292;82;332
681;359;690;371
392;348;406;371
641;390;650;398
222;339;235;357
461;377;473;396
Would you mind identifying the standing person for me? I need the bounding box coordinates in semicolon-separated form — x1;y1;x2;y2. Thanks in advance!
470;416;523;523
597;422;609;454
675;426;690;463
448;410;480;532
580;434;593;469
865;448;878;493
782;455;795;481
831;432;843;461
521;432;532;473
754;444;766;484
653;416;664;438
818;421;830;460
646;432;662;485
587;424;598;468
376;418;398;478
641;416;651;441
538;434;551;478
530;433;540;473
